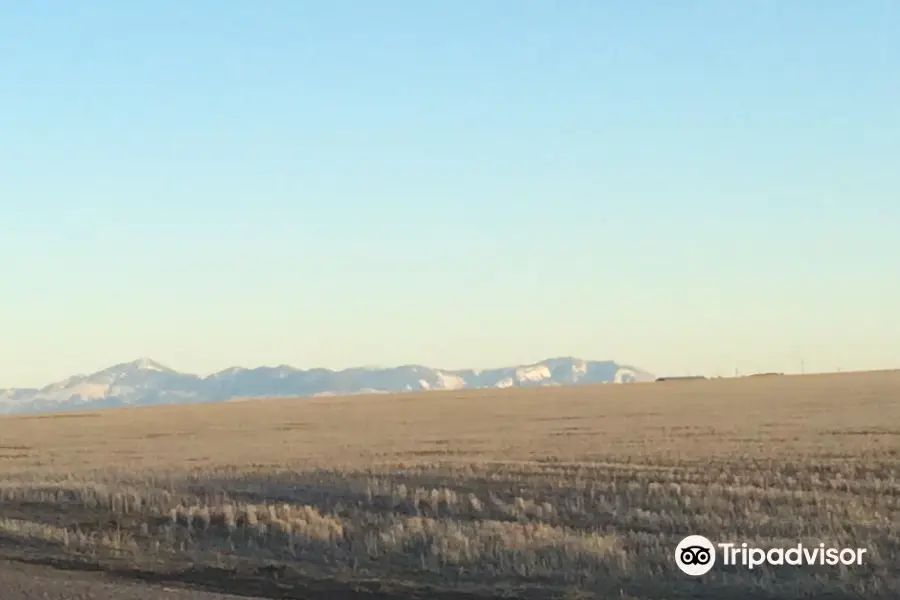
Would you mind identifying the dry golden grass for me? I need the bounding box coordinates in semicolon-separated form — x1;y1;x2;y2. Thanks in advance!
1;371;899;599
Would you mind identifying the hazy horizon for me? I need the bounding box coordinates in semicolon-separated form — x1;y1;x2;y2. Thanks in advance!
8;355;638;388
2;2;898;389
2;353;892;392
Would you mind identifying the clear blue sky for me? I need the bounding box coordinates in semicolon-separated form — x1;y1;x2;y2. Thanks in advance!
2;1;898;388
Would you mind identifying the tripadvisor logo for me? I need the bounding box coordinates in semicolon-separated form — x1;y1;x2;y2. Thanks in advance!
675;535;716;576
675;535;868;576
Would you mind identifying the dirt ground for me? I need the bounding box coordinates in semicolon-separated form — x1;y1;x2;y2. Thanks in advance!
0;559;255;600
0;551;509;600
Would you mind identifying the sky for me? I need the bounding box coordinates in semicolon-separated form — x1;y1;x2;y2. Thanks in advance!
1;1;898;388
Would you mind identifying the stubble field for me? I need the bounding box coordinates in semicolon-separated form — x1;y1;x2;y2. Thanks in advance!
0;371;898;599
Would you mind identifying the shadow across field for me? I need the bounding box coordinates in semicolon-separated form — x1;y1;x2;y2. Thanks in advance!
0;541;884;600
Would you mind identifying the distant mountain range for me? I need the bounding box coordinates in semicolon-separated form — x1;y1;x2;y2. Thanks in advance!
0;357;654;415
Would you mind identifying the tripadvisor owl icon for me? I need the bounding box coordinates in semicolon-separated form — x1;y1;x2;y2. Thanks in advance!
675;535;716;576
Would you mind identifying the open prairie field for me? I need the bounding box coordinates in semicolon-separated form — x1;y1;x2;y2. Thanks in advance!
1;371;899;599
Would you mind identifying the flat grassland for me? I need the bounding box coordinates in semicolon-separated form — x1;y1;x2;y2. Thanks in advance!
1;371;898;599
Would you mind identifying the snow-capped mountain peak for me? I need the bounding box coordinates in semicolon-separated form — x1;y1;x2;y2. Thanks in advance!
514;364;552;383
122;358;173;373
0;357;654;415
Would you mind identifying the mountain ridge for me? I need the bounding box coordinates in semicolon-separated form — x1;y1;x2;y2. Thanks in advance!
0;357;654;415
